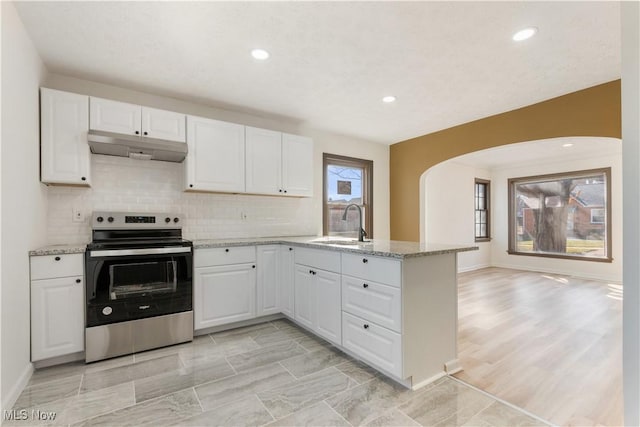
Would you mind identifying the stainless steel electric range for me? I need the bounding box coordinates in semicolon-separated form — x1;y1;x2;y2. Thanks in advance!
84;212;193;363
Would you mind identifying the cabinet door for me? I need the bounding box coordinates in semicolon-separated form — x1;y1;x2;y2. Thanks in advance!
89;97;141;136
314;270;342;346
141;107;186;142
185;116;245;192
282;133;313;197
40;88;91;186
31;276;84;361
294;265;314;330
279;246;295;317
245;126;282;195
194;264;256;330
257;245;280;317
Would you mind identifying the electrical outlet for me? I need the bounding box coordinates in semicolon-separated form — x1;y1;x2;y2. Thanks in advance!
72;208;84;223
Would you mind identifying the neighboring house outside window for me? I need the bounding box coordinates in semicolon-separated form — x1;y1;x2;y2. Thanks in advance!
474;179;490;241
508;168;611;262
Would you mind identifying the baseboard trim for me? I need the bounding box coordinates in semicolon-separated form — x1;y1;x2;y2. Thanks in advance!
458;264;490;273
33;351;84;369
490;262;621;284
444;358;463;375
411;371;446;390
2;362;34;414
194;313;284;336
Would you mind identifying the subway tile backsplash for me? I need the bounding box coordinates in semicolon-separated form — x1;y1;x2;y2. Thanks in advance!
47;155;317;244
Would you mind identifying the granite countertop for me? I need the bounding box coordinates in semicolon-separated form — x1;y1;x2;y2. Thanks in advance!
29;244;88;256
192;236;478;259
29;236;477;259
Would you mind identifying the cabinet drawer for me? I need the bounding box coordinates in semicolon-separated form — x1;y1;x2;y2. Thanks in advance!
342;275;402;333
295;247;341;273
30;253;84;281
194;246;256;268
342;312;402;378
341;253;401;287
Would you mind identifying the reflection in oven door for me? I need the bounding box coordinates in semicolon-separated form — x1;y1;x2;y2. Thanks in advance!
109;261;177;300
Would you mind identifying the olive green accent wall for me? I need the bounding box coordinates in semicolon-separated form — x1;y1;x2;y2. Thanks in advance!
389;80;622;242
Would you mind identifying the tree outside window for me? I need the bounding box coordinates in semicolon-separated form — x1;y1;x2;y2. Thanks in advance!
508;168;611;262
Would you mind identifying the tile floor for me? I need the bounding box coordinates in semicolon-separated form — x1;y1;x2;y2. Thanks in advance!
10;319;547;426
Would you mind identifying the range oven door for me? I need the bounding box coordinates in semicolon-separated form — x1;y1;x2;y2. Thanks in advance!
85;246;193;327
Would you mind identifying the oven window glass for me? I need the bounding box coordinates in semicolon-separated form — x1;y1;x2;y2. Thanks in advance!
109;261;177;299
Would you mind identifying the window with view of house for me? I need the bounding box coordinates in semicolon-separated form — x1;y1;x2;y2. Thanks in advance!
475;179;490;241
323;154;373;238
508;168;611;262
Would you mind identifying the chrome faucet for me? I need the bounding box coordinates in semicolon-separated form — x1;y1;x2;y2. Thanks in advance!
342;203;367;242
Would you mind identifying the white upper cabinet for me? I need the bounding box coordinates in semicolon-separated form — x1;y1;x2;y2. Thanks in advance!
40;88;91;186
282;133;313;197
90;97;186;142
90;97;141;136
245;126;282;195
141;106;186;142
245;127;314;197
185;116;246;192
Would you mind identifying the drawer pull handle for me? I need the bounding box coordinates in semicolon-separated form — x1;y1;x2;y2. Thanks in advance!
289;247;293;251
362;258;368;264
225;249;229;253
309;270;316;275
363;324;370;329
363;283;369;288
75;279;81;283
54;256;61;261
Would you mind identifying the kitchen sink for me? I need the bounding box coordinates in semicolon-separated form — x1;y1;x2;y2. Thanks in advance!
310;238;373;246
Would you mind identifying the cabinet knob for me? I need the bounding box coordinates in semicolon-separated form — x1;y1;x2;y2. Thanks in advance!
143;131;148;136
289;247;293;251
284;190;287;193
363;324;370;329
54;256;61;261
362;258;368;264
135;131;140;135
279;189;283;193
225;248;229;253
189;184;194;188
363;283;369;288
81;176;86;181
252;265;256;269
75;279;81;283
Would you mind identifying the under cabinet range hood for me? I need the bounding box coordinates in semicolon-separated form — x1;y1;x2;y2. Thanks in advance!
87;130;188;163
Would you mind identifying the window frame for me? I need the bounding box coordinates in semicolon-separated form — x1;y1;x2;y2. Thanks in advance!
474;178;491;242
507;167;612;263
322;153;373;238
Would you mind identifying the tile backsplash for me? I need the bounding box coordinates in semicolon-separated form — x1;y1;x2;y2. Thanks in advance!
47;155;317;244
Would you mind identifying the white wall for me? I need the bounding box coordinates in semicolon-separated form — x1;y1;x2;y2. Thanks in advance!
43;74;390;242
491;151;622;283
1;1;49;412
622;1;640;424
423;161;491;272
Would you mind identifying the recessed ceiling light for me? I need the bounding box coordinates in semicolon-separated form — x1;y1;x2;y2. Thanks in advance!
382;96;396;103
251;49;270;60
562;143;574;148
512;27;538;42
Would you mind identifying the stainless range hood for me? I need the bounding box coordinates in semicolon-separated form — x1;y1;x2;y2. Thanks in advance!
87;130;188;163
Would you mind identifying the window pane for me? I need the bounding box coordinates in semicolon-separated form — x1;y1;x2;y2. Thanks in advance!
327;165;363;203
512;170;608;259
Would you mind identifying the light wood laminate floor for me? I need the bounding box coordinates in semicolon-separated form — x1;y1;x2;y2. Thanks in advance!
10;319;546;426
454;267;623;426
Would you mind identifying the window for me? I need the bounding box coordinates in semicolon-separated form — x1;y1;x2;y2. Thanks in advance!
508;168;611;262
475;179;490;241
323;154;373;238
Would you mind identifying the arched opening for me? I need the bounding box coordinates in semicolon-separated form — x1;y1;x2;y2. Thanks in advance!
420;136;623;425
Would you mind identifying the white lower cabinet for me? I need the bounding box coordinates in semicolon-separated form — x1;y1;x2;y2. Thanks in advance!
341;275;401;332
279;246;295;317
193;246;257;330
294;251;342;346
30;254;84;362
194;264;256;329
257;245;280;317
342;311;402;377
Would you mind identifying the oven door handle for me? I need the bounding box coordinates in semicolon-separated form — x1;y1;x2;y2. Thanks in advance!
89;247;192;257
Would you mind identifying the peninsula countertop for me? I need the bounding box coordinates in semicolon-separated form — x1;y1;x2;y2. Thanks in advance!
29;236;477;259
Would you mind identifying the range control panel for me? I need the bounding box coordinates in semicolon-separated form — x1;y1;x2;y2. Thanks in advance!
92;212;183;229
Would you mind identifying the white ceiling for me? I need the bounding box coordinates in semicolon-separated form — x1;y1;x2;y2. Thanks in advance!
14;1;621;145
451;137;622;170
